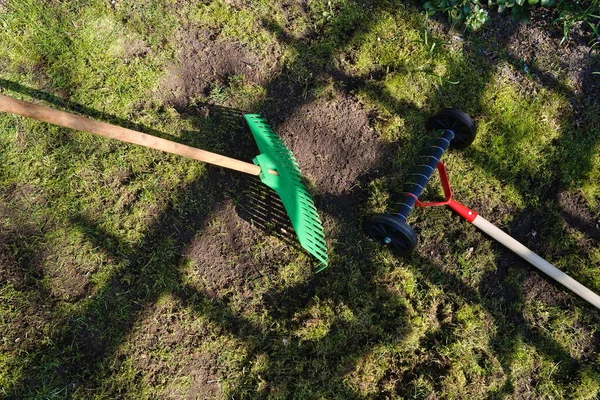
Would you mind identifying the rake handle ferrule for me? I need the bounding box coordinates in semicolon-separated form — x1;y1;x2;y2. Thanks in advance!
471;215;600;310
0;94;262;176
447;198;478;223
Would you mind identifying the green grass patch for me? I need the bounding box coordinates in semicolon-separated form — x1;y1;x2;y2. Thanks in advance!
1;0;599;398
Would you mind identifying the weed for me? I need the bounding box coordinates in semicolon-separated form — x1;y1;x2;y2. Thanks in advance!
555;0;600;45
422;0;600;45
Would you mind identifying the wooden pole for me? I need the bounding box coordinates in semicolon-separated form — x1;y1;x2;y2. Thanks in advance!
472;215;600;310
0;94;262;176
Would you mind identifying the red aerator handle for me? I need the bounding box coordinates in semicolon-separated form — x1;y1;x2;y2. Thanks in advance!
405;156;600;310
407;162;478;223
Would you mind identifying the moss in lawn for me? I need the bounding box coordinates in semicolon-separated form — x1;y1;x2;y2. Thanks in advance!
2;0;600;398
343;10;430;75
571;367;600;400
475;72;566;189
278;261;312;288
559;126;600;205
114;0;180;52
207;75;267;111
1;1;165;110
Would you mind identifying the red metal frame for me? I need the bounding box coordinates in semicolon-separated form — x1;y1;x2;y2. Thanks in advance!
407;162;478;223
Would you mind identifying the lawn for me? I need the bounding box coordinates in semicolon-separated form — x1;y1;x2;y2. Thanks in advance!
1;0;599;398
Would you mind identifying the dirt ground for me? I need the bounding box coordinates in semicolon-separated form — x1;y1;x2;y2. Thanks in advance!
3;4;598;396
161;28;277;107
159;6;600;308
474;9;599;118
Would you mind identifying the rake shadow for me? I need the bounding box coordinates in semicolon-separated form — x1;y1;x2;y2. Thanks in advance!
2;0;599;397
228;3;600;396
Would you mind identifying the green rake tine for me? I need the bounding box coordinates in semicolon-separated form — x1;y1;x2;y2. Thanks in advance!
245;114;328;270
0;95;328;271
298;200;318;213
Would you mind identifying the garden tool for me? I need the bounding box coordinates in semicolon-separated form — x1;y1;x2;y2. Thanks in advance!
0;94;328;270
364;109;600;309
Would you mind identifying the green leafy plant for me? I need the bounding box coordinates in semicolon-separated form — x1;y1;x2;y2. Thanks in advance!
496;0;556;18
423;0;600;45
423;0;489;30
554;0;600;45
466;4;489;29
422;0;556;31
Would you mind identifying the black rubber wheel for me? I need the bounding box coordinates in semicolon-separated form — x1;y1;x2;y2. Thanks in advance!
426;108;477;149
364;214;418;254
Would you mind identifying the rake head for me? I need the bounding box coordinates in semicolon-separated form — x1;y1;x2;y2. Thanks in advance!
244;114;328;271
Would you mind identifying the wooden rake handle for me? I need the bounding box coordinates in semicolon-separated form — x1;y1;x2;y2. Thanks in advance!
0;94;262;175
472;215;600;310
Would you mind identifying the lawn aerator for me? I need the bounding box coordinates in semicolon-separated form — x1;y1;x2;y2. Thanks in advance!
364;109;600;310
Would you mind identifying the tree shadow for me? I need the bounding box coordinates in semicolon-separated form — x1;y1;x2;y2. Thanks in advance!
1;1;420;396
234;175;301;252
0;81;246;396
2;0;599;398
227;2;600;396
0;194;50;299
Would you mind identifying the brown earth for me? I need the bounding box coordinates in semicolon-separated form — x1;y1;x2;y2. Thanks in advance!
161;28;277;107
7;8;596;395
42;248;95;302
123;36;151;60
185;198;297;299
180;91;387;308
126;296;223;399
275;95;384;196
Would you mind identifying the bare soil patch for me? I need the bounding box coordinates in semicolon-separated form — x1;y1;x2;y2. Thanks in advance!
127;296;224;399
123;36;150;60
275;94;384;197
185;199;295;298
182;90;387;285
42;251;95;302
161;28;276;107
268;91;392;239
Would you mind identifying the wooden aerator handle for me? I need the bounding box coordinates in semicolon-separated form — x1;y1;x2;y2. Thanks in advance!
0;94;262;176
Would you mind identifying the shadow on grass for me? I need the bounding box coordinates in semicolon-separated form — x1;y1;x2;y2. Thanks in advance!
1;2;420;396
0;199;50;299
0;82;407;398
1;0;599;398
235;176;300;252
225;1;600;396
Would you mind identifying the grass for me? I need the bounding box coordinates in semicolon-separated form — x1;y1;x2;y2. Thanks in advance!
1;0;600;398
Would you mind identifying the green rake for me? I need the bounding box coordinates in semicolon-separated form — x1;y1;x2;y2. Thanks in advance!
0;94;328;270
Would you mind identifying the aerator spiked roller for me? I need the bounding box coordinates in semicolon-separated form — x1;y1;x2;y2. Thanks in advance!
365;109;600;310
0;94;328;270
